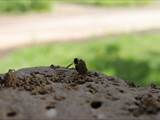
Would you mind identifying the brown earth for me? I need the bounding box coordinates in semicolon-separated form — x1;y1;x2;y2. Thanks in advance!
0;65;160;120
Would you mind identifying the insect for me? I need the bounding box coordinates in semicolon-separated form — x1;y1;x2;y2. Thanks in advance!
4;69;17;87
66;58;88;75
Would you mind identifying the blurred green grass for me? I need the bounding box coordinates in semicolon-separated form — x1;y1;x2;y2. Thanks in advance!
0;0;53;13
62;0;152;6
0;32;160;86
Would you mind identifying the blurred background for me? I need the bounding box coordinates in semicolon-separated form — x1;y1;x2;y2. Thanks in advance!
0;0;160;86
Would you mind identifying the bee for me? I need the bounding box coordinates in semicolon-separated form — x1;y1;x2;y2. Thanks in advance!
66;58;88;75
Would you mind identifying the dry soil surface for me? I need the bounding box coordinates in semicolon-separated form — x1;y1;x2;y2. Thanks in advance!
0;66;160;120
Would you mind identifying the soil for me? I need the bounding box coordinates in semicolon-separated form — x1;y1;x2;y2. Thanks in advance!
0;65;160;120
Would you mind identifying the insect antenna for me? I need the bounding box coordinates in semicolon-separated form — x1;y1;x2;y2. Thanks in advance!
66;62;74;69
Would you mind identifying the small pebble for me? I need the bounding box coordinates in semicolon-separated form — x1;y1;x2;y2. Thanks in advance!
46;109;57;118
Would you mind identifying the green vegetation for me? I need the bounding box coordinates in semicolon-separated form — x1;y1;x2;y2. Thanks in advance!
0;32;160;86
62;0;152;6
0;0;53;13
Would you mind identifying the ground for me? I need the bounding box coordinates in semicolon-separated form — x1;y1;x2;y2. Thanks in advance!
0;65;160;120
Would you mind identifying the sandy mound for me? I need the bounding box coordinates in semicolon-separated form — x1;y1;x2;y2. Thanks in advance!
0;65;160;120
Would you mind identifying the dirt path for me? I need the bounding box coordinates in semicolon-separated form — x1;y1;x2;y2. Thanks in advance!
0;3;160;50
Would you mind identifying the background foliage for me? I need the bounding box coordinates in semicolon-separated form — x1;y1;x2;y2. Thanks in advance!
0;32;159;86
0;0;53;13
62;0;152;6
